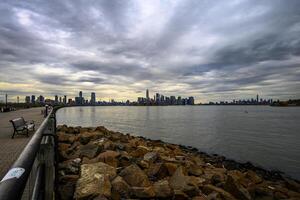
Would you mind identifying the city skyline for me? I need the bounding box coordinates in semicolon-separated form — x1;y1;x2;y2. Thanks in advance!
0;1;300;102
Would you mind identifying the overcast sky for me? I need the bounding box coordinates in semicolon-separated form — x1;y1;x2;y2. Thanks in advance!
0;0;300;103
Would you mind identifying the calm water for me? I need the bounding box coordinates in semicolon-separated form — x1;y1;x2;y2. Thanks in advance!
56;106;300;179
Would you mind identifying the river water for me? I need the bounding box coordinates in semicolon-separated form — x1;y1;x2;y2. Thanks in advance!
56;106;300;179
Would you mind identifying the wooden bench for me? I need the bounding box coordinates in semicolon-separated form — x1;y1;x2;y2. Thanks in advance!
10;117;35;139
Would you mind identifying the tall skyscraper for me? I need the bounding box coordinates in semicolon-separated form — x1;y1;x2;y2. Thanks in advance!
25;96;30;103
55;95;58;103
146;89;149;100
63;95;67;104
31;95;35;104
256;94;259;103
91;92;96;104
79;91;83;104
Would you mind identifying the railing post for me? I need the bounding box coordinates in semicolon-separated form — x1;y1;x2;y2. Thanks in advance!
38;113;56;200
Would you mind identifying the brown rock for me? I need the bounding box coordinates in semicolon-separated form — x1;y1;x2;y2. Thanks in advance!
173;190;189;200
58;158;81;175
188;165;204;176
79;143;101;159
244;170;263;185
75;173;111;199
169;166;199;197
130;145;150;157
144;152;159;162
58;143;71;152
74;162;116;199
164;162;178;176
147;163;168;180
192;195;208;200
79;132;103;145
111;176;130;199
224;174;252;200
119;164;151;187
130;186;155;198
154;180;173;198
202;184;237;200
97;150;120;167
58;182;76;200
138;160;150;169
58;132;77;144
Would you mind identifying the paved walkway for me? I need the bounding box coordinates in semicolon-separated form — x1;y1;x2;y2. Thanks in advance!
0;107;44;179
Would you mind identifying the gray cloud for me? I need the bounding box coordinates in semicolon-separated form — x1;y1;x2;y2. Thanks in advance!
0;0;300;102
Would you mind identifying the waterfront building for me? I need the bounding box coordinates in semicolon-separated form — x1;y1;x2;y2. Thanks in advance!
155;93;160;104
59;96;62;103
256;94;259;103
146;89;149;101
79;91;83;104
91;92;96;104
170;96;176;105
75;97;81;105
188;97;195;105
177;96;182;105
25;96;30;104
63;95;67;104
55;95;58;103
38;95;45;104
31;95;36;104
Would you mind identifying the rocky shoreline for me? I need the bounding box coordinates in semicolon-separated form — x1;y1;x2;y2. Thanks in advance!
56;125;300;200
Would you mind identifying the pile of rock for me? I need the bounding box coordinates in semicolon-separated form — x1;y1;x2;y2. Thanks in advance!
56;125;300;200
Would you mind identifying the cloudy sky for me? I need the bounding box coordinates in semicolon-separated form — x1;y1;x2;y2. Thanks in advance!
0;0;300;103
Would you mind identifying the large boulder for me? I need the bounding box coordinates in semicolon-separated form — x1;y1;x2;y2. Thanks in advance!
147;163;168;180
57;132;77;144
169;166;199;197
154;180;173;198
130;186;156;198
97;150;120;167
74;162;117;199
119;164;151;187
111;176;130;199
144;152;159;162
79;143;101;159
202;184;238;200
224;174;252;200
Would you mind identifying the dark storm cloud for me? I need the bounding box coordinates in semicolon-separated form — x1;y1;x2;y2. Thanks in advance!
0;0;300;101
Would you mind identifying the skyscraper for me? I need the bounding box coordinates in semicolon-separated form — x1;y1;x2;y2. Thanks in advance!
256;94;259;103
31;95;35;104
146;89;149;102
79;91;83;104
63;95;67;104
91;92;96;104
25;96;30;103
55;95;58;103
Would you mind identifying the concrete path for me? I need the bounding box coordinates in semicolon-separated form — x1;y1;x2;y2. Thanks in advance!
0;107;45;179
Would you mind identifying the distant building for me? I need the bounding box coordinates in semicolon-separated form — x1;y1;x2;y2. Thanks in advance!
170;96;176;105
155;93;160;104
31;95;35;104
59;96;62;103
75;97;81;105
25;96;30;104
91;92;96;104
55;95;58;103
146;89;149;103
188;97;194;105
256;94;259;103
38;95;45;104
79;91;83;104
63;95;67;104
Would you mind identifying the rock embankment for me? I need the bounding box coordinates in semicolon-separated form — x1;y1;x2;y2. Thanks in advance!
56;125;300;200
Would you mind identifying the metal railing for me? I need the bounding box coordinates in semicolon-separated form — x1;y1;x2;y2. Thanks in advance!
0;106;57;200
